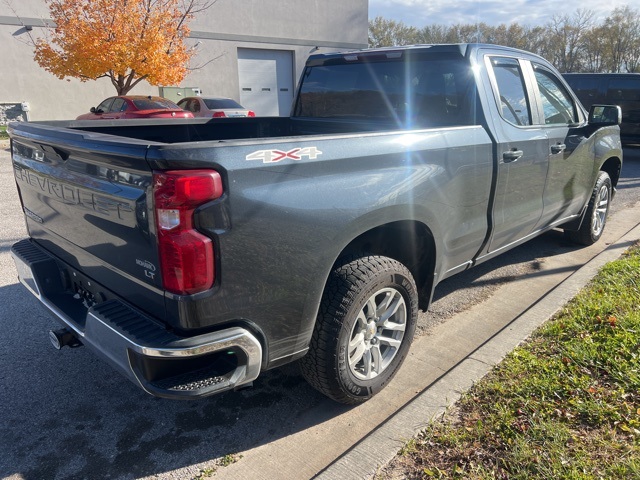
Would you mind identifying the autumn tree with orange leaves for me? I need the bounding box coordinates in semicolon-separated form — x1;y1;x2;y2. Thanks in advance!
33;0;213;95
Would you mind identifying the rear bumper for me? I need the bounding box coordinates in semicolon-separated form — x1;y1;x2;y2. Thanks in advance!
11;239;262;399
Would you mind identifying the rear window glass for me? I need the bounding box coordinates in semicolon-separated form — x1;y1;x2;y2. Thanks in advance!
294;56;477;128
132;98;179;110
204;98;243;109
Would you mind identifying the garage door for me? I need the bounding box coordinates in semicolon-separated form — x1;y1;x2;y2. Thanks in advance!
238;49;294;117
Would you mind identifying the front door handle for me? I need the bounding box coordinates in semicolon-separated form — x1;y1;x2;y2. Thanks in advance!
551;143;567;154
503;149;523;162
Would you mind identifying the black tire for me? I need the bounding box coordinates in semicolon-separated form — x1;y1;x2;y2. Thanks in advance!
566;171;612;246
300;255;418;404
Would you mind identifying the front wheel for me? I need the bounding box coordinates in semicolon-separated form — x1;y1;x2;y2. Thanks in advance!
300;255;418;404
565;171;612;246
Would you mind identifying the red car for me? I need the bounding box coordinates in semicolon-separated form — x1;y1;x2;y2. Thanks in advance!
76;96;194;120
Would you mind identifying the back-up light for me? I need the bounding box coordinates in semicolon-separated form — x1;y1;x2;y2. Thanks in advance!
153;170;223;295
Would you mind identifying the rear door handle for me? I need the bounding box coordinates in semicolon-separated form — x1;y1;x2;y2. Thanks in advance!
551;143;566;154
503;149;523;162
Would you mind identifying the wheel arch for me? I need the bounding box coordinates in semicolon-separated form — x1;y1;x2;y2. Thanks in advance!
564;155;621;233
599;156;622;190
334;220;437;311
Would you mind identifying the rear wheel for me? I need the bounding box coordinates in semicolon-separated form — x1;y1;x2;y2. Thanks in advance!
565;171;612;246
300;255;418;404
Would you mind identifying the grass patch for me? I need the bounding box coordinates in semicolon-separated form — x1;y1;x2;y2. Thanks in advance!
192;467;216;479
384;243;640;479
0;125;7;140
190;453;243;479
220;453;242;467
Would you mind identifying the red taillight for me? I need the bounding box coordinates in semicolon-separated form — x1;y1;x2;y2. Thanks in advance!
248;111;256;117
212;111;226;118
153;170;223;295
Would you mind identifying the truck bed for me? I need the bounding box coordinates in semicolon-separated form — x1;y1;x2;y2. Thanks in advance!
13;116;405;145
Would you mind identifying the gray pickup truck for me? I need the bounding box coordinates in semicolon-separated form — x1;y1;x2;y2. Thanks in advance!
9;44;622;404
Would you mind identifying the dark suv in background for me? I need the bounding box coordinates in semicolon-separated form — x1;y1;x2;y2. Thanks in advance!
563;73;640;145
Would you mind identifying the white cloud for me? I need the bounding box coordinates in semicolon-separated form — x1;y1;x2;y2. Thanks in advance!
369;0;633;27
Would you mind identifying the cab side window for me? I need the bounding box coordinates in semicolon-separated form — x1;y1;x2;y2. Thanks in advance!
96;98;114;113
490;57;532;126
533;65;578;125
179;99;194;112
110;98;126;112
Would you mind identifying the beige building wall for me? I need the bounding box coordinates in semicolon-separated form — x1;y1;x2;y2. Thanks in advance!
0;0;367;120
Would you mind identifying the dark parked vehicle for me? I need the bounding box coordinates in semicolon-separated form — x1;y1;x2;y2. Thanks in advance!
177;96;256;118
76;95;194;120
563;73;640;144
9;44;622;405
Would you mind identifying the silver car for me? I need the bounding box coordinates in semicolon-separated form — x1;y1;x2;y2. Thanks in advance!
177;96;256;118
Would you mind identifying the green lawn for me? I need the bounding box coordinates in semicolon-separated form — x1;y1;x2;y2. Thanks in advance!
382;243;640;479
0;125;7;140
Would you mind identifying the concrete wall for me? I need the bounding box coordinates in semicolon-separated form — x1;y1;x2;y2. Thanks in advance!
0;0;368;120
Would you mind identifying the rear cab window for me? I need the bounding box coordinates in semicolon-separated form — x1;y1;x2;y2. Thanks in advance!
487;57;532;126
293;50;480;129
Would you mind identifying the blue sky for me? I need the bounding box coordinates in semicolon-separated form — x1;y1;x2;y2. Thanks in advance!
368;0;632;27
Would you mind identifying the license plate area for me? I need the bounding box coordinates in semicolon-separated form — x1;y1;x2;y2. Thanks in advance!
69;270;104;309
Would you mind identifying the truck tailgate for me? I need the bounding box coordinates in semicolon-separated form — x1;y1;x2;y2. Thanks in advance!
10;127;165;321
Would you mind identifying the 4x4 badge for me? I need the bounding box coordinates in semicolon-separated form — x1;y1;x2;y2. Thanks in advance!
246;147;322;163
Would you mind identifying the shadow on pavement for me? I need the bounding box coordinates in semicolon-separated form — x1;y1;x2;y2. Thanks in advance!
0;229;582;480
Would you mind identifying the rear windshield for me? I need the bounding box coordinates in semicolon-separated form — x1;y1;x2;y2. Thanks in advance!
204;98;243;109
132;98;180;110
293;55;478;128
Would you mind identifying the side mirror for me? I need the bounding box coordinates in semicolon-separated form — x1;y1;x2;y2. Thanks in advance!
90;107;96;113
588;105;622;126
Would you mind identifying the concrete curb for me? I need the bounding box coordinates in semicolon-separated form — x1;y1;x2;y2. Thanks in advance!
316;222;640;480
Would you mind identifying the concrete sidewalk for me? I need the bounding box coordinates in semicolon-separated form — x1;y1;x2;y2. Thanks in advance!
316;221;640;479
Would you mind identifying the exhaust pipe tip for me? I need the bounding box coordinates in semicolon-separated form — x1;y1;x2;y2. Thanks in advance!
49;328;82;350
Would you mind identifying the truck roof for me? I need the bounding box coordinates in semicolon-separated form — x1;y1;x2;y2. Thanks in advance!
306;43;544;65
